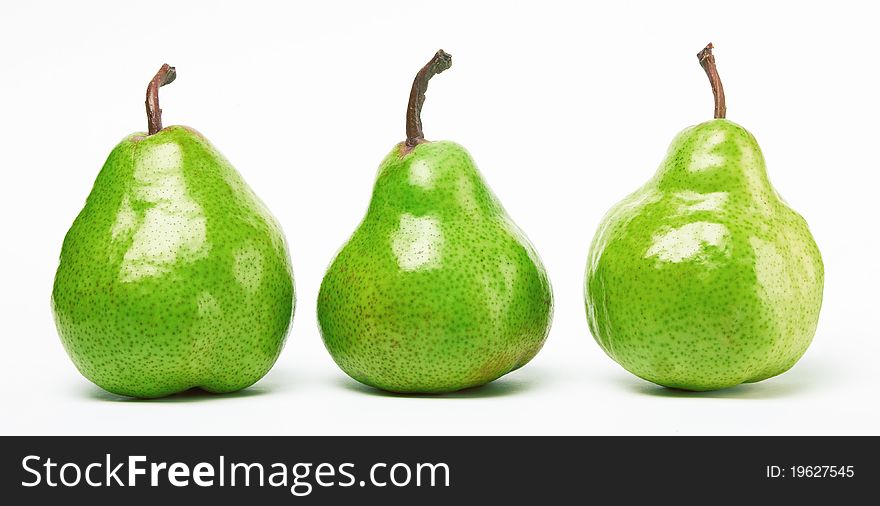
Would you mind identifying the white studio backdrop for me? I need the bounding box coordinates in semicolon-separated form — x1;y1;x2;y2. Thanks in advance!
1;0;878;435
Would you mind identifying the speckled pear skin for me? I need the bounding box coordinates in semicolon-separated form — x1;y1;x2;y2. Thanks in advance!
586;119;823;391
318;140;552;393
51;125;295;398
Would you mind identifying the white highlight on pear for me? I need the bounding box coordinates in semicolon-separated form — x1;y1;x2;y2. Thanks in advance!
391;214;443;271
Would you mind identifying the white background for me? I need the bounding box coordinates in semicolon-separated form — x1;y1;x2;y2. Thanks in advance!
1;0;878;435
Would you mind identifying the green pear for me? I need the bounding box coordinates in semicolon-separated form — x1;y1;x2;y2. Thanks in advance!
318;50;553;393
52;65;295;398
585;44;823;391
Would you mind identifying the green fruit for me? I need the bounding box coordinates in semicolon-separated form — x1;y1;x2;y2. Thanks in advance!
318;50;552;393
585;44;823;391
51;65;294;398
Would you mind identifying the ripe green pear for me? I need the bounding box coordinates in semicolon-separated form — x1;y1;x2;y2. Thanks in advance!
52;65;294;398
318;51;552;393
585;45;823;391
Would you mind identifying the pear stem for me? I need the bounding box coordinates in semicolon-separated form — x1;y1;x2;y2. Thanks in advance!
405;50;452;147
697;43;726;119
145;64;177;135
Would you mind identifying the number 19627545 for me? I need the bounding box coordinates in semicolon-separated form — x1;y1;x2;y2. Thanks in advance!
766;465;855;478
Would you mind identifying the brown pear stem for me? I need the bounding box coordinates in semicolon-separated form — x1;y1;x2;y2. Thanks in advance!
405;50;452;147
145;64;177;135
697;43;726;119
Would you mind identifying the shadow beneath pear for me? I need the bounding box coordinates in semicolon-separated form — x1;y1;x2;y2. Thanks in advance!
336;371;544;399
80;367;298;403
615;364;826;400
84;384;273;403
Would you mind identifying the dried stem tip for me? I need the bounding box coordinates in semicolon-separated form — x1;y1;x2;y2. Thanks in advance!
405;50;452;147
145;63;177;135
697;43;726;119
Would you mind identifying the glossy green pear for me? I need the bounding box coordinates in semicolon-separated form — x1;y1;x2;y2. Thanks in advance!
52;65;294;398
585;45;823;391
318;51;552;393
